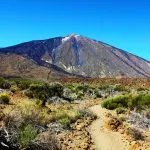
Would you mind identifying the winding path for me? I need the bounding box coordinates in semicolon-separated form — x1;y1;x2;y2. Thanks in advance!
88;105;129;150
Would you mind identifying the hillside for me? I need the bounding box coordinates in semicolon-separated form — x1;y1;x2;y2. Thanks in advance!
0;53;75;81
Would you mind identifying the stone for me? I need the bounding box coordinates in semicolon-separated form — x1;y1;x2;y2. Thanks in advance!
105;116;122;131
81;142;89;149
75;119;83;125
76;136;82;140
76;123;85;131
0;121;4;128
119;129;125;134
129;141;141;150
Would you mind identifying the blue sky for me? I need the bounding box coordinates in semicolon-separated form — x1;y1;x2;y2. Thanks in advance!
0;0;150;60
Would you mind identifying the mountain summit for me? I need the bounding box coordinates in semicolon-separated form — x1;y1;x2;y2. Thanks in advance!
0;34;150;79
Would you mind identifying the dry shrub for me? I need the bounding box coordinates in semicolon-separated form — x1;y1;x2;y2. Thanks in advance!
125;127;144;140
127;110;150;131
25;132;59;150
3;100;53;127
105;116;123;131
3;98;94;129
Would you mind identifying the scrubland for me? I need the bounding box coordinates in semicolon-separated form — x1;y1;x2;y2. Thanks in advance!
0;77;149;150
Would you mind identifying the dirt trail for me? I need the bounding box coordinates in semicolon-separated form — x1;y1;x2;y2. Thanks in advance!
88;105;129;150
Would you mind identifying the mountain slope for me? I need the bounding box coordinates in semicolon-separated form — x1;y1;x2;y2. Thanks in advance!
0;34;150;78
0;53;76;81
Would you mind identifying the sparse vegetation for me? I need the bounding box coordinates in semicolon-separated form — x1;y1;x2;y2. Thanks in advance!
65;83;102;100
99;84;130;92
0;76;149;150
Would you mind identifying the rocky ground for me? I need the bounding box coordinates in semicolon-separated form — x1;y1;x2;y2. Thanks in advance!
88;104;150;150
89;105;129;150
56;99;100;150
55;101;150;150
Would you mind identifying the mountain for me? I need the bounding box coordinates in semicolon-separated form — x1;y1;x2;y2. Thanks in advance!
0;34;150;79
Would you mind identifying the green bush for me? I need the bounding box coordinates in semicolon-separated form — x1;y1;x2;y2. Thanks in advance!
59;116;71;128
137;87;146;91
8;78;41;90
114;84;130;92
67;85;76;93
101;95;129;110
50;82;64;97
102;93;150;110
19;124;38;148
58;109;96;129
94;89;102;98
116;107;126;114
0;93;10;104
29;83;49;100
76;91;84;99
13;79;33;90
26;82;64;101
0;77;11;89
65;84;102;99
128;94;150;110
10;85;18;93
76;109;96;119
75;84;90;93
99;84;130;92
99;84;112;90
